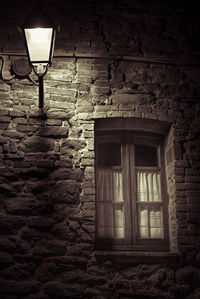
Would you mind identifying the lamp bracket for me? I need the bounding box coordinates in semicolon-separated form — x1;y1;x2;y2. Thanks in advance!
33;64;48;77
0;55;15;81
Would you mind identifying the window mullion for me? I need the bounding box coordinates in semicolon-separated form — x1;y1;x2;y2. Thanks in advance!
147;206;151;238
122;133;132;245
111;170;115;239
129;133;137;243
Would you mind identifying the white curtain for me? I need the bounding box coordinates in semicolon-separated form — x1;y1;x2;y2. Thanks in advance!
96;170;164;240
137;172;161;202
137;171;164;239
96;170;124;238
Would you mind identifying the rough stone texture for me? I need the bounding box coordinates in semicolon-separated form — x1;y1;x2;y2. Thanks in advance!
0;0;200;298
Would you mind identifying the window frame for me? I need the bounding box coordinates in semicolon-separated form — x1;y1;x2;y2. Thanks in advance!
95;120;170;252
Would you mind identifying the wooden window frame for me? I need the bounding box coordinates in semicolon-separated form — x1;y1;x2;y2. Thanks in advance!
95;123;170;252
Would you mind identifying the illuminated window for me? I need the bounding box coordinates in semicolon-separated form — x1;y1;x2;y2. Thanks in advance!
95;124;169;251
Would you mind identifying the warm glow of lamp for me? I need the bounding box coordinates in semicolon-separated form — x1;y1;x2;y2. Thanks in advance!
24;28;54;66
22;1;56;108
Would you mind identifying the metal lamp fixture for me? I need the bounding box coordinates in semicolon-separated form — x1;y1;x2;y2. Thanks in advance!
22;2;56;108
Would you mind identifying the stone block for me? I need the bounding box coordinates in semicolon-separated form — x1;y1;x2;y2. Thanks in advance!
185;183;200;190
175;160;189;168
50;168;83;181
39;126;69;138
61;139;86;151
112;93;141;105
0;108;10;116
3;142;18;153
83;131;94;138
44;281;84;298
46;109;72;119
175;175;184;183
94;105;112;112
188;204;200;212
10;110;26;117
0;280;39;296
0;236;16;253
32;240;67;256
175;168;184;175
56;157;73;168
37;160;55;168
46;119;62;126
16;125;38;133
0;252;13;269
81;158;94;167
27;217;55;230
0;116;11;123
20;136;54;152
92;86;110;95
6;197;53;216
51;223;75;241
21;228;43;241
13;161;33;168
68;127;82;139
0;215;25;234
50;180;81;204
186;176;200;183
0;123;9;130
0;93;10;101
176;266;200;286
34;262;57;283
174;143;182;160
28;118;45;126
77;99;93;113
12;118;28;124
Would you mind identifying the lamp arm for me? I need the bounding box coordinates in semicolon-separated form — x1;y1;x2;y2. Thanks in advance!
28;74;39;85
38;75;44;108
0;55;15;81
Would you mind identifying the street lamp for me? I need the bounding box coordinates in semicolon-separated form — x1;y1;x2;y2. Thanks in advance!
22;2;56;108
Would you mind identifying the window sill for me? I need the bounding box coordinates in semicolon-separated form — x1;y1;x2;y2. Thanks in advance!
94;251;179;265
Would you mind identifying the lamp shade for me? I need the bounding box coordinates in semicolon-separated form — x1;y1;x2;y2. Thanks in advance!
22;4;56;70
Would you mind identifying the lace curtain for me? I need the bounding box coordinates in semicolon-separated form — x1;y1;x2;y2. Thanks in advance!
96;170;124;239
96;170;164;240
137;171;164;239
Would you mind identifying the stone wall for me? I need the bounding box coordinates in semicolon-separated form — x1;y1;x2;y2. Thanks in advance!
0;0;200;298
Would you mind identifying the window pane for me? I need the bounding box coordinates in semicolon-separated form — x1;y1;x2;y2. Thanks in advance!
138;207;149;238
114;202;124;238
149;206;164;238
135;145;157;166
137;205;164;239
97;202;113;238
96;170;124;239
137;172;162;202
97;143;121;166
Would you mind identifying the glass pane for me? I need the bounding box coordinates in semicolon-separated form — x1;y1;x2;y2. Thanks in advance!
97;202;113;238
96;170;123;202
149;206;164;238
138;206;149;238
96;170;124;239
137;205;164;239
137;172;162;202
97;143;121;166
135;144;157;166
114;203;124;238
25;28;53;62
